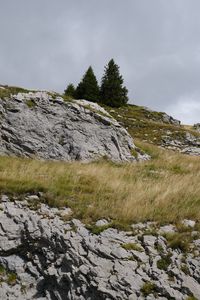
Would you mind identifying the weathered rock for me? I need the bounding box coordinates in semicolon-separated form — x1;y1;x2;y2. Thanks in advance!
161;113;181;126
0;91;149;162
182;219;196;228
162;131;200;156
158;224;176;234
95;219;110;227
194;123;200;133
0;197;200;299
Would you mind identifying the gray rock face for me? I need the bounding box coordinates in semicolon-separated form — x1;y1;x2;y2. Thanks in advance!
141;107;181;126
0;196;200;300
0;92;148;162
194;123;200;133
162;131;200;156
161;113;181;126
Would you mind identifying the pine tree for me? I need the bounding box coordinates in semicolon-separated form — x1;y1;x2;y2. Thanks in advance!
64;83;76;98
100;59;128;107
75;66;99;102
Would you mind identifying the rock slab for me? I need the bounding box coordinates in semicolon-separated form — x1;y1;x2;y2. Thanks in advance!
0;197;200;300
0;92;148;162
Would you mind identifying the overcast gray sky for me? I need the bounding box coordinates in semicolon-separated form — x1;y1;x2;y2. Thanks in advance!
1;0;200;124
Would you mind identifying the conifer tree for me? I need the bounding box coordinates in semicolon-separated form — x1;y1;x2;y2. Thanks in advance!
100;59;128;107
75;66;99;102
64;83;76;98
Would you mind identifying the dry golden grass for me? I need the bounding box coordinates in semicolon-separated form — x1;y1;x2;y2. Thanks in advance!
0;141;199;225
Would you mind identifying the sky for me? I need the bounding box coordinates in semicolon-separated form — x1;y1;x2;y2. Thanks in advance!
0;0;200;124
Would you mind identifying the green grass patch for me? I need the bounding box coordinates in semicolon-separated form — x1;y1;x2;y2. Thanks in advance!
141;282;157;296
157;253;172;271
0;143;199;226
7;272;17;285
86;224;111;235
26;99;36;108
122;243;143;251
105;103;200;147
0;264;5;274
165;232;193;253
0;85;30;99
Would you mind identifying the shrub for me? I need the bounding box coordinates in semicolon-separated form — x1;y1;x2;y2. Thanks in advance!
122;243;143;251
157;254;172;271
141;282;157;296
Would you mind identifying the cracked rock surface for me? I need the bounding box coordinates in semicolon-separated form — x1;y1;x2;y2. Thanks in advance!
0;196;200;299
161;132;200;156
0;92;148;162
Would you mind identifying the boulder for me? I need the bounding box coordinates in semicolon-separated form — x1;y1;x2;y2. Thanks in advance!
0;91;149;162
194;123;200;132
161;113;181;126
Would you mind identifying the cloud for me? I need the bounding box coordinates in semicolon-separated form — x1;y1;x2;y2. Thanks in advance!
0;0;200;124
166;96;200;125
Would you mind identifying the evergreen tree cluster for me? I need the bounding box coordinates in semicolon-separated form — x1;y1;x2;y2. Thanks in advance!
64;59;129;107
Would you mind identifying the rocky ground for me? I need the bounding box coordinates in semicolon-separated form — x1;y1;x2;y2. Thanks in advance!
107;105;200;157
0;91;148;162
194;124;200;133
0;195;200;300
161;131;200;156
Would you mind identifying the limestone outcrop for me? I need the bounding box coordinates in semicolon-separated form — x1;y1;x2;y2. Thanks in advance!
0;92;148;162
161;131;200;156
0;195;200;300
194;123;200;133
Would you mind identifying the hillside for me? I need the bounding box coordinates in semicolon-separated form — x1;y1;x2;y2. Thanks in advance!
106;104;200;156
0;85;200;300
1;85;199;157
0;85;199;225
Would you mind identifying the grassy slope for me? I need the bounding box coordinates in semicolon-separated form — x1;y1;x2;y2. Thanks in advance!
105;104;200;144
0;87;199;225
0;144;199;225
0;85;30;98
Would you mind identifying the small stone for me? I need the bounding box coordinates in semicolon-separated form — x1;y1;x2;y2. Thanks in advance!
95;219;109;227
111;247;129;259
128;293;137;300
143;235;157;247
1;195;9;202
158;224;176;234
182;219;196;228
26;195;40;201
59;208;72;218
47;266;57;276
131;222;147;230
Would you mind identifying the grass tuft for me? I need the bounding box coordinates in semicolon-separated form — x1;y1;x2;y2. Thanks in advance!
157;253;172;271
141;282;157;296
122;243;143;251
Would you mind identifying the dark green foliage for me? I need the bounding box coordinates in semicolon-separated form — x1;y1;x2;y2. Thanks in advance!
64;83;76;98
157;253;172;271
100;59;128;107
75;66;99;102
141;282;157;296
